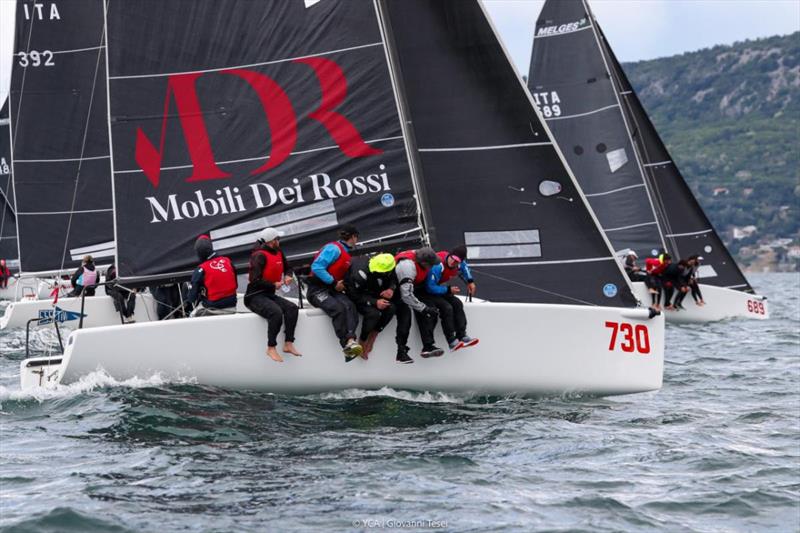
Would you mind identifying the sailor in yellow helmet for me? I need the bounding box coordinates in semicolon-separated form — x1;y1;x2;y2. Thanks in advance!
344;252;398;360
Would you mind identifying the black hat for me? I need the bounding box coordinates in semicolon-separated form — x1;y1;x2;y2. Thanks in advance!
195;234;214;261
339;224;359;239
450;244;468;261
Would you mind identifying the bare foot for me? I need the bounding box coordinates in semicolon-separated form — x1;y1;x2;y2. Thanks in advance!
267;346;284;362
283;342;303;357
362;331;378;357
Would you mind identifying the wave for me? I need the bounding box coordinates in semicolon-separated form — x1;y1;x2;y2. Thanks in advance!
0;369;194;408
309;386;468;404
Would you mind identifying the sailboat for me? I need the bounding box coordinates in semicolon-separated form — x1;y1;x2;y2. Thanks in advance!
1;0;156;328
528;0;769;324
20;0;663;396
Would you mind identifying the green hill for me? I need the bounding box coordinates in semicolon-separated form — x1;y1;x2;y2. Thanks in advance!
623;32;799;269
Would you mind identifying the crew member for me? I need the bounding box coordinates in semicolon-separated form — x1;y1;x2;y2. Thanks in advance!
624;250;647;282
344;253;397;359
184;235;238;316
659;255;687;310
686;255;705;306
105;264;137;323
0;259;10;289
244;227;302;363
306;225;362;361
393;247;442;363
421;245;479;352
69;255;99;297
645;253;667;310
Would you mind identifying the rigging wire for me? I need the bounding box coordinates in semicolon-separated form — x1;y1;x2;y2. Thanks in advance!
469;267;598;307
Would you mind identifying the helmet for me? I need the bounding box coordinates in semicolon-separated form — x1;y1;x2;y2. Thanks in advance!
415;247;441;268
369;253;396;274
257;227;284;243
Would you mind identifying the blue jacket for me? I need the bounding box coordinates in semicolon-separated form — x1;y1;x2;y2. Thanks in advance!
310;240;352;285
424;261;473;295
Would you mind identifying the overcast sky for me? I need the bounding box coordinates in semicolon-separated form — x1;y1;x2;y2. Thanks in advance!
1;0;799;103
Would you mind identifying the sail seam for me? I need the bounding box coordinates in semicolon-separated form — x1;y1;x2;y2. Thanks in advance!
472;257;614;267
544;103;619;121
113;135;405;174
15;155;110;163
604;221;658;233
109;42;384;80
19;209;113;216
664;229;713;238
584;183;645;198
418;142;550;152
53;45;105;55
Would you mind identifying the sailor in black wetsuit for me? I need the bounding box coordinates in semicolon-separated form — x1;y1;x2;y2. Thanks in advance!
244;227;302;363
105;264;137;323
662;257;688;311
686;255;706;306
344;253;397;359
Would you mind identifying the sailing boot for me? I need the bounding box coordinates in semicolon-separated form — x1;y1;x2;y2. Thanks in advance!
420;344;444;358
396;345;413;364
460;336;479;349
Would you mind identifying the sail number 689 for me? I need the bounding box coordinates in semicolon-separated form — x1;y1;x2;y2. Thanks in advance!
605;321;650;354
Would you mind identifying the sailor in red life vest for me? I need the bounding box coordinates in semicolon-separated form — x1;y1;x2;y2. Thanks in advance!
306;224;363;361
645;253;667;311
393;247;444;362
0;259;10;289
420;245;479;352
184;235;238;317
244;227;302;363
68;255;99;297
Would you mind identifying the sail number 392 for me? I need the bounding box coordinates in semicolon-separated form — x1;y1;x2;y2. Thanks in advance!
16;50;55;68
605;321;650;354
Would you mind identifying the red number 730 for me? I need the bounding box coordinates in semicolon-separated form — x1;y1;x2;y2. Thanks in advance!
605;321;650;354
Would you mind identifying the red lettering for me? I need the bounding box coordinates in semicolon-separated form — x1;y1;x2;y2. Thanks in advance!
606;321;650;354
223;69;297;175
294;57;383;158
135;73;230;188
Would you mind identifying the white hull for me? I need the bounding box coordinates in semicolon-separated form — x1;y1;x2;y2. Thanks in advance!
1;294;158;330
0;278;78;301
631;282;769;324
20;302;664;396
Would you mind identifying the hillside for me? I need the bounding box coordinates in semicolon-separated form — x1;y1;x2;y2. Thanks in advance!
623;32;799;271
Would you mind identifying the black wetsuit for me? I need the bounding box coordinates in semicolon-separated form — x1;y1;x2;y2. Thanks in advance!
344;257;397;342
105;265;136;319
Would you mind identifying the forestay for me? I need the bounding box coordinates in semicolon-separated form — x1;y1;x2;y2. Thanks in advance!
529;0;753;292
0;99;17;268
105;0;423;283
379;0;636;307
9;0;115;275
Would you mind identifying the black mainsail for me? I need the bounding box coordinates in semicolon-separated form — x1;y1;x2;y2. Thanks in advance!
380;0;636;306
9;0;115;275
529;0;753;292
0;99;17;267
105;0;423;282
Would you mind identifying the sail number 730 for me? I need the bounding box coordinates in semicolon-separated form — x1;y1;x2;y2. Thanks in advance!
605;321;650;354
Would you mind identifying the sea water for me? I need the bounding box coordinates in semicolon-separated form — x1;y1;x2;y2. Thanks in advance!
1;273;798;532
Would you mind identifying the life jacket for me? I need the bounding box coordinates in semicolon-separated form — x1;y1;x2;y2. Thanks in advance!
254;249;284;284
80;267;98;286
645;257;665;275
436;251;460;284
311;241;351;282
395;250;430;285
199;256;237;301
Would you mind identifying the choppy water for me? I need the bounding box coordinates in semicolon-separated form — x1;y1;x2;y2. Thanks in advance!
1;273;798;532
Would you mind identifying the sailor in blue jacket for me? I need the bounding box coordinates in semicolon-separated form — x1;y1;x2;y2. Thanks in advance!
419;245;479;352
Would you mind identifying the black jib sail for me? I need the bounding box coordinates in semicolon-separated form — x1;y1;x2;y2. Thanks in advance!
529;0;753;292
105;0;423;282
0;98;18;268
9;0;115;275
380;0;636;307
